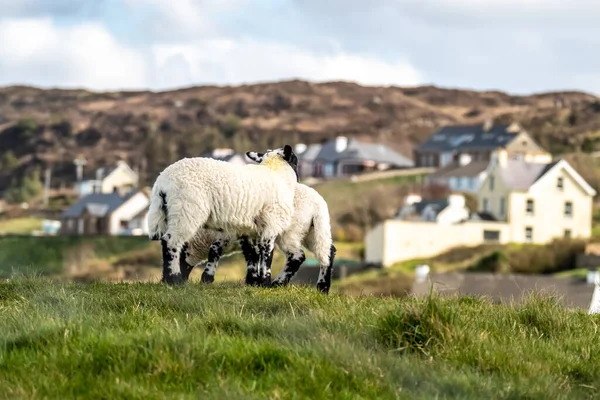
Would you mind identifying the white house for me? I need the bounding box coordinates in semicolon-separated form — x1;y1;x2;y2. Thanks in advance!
75;160;139;197
395;193;470;225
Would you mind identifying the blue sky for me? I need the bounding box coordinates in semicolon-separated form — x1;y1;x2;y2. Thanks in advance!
0;0;599;94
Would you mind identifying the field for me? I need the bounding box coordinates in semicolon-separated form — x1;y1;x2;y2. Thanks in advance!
1;278;599;399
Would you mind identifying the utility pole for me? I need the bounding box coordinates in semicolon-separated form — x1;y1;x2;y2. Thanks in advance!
43;167;51;207
73;156;87;197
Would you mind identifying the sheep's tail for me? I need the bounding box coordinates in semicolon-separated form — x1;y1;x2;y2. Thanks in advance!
310;200;334;267
148;186;168;241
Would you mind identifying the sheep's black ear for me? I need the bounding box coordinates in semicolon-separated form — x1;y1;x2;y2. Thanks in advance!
283;145;293;161
246;152;264;163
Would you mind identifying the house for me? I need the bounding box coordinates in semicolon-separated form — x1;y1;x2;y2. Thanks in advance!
75;160;138;197
296;136;413;179
426;156;491;194
410;269;600;314
395;193;470;225
414;121;552;168
201;148;250;166
478;149;597;243
60;190;149;236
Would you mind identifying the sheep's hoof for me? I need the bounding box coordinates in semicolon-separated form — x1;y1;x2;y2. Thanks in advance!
245;275;261;287
270;279;285;288
260;275;272;288
316;281;330;294
164;273;184;286
200;271;215;284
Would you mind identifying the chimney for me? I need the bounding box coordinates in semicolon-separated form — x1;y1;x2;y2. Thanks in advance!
483;118;493;132
458;153;472;166
587;269;599;285
335;136;348;153
491;149;508;168
415;264;430;283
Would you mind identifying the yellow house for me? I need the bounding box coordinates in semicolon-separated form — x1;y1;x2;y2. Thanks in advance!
478;150;596;244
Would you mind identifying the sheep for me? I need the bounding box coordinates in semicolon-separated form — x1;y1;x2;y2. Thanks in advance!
179;176;337;294
147;145;299;285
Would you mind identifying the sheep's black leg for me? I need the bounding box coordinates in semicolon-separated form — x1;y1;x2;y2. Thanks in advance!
180;243;194;281
161;235;184;285
241;237;261;286
259;239;275;287
201;238;228;283
271;249;305;287
316;244;337;294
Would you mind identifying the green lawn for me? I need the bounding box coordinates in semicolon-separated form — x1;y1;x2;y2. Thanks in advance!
0;217;43;235
0;278;599;399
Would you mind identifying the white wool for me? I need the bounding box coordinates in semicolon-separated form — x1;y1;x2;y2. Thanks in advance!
185;183;333;277
147;149;297;277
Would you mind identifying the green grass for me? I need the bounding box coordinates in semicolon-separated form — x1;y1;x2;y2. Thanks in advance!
1;278;599;399
0;217;43;234
0;236;153;278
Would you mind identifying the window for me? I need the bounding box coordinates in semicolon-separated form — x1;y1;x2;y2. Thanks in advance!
489;175;495;191
483;230;500;243
564;201;573;218
525;227;533;242
564;229;572;239
483;198;489;212
557;177;564;190
500;197;506;217
526;199;534;215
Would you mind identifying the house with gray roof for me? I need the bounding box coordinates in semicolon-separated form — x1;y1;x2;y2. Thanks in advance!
296;136;413;179
410;269;600;314
415;121;552;168
75;160;139;198
395;193;470;225
477;149;596;244
60;189;149;236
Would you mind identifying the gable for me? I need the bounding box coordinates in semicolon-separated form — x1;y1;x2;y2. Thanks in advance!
105;162;138;182
505;131;545;153
529;160;596;197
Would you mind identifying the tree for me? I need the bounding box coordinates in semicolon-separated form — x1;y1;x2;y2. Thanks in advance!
0;151;18;170
4;168;43;204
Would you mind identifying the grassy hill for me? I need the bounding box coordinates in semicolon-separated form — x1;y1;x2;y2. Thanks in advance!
1;80;600;196
0;278;598;399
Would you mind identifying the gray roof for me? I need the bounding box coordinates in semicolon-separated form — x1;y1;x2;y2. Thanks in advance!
498;159;558;190
61;191;139;218
429;160;489;179
310;138;413;167
411;272;596;311
397;199;448;218
417;123;520;152
298;143;323;162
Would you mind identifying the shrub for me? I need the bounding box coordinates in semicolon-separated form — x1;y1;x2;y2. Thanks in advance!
468;250;510;273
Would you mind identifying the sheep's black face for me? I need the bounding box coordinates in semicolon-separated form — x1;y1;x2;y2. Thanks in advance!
246;145;299;182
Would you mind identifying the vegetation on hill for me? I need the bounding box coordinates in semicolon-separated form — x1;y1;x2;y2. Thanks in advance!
0;81;599;197
0;278;598;399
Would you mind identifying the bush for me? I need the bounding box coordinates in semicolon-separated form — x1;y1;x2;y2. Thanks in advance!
468;250;510;273
468;238;587;275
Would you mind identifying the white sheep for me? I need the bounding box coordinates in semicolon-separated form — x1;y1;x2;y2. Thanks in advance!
147;145;299;285
180;171;337;293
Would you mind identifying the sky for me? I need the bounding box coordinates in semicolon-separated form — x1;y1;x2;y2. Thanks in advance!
0;0;599;95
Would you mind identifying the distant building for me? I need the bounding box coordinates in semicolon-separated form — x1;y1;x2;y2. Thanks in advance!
414;121;551;168
395;193;470;225
75;160;138;198
296;136;413;179
60;190;149;236
410;270;600;314
478;150;596;243
365;150;597;267
201;148;250;166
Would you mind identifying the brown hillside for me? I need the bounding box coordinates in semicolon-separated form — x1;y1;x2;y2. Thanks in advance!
0;80;599;194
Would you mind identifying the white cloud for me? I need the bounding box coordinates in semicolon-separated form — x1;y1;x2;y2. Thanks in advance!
151;38;422;89
0;18;149;90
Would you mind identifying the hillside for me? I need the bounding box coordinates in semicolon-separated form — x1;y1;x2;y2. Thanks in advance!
0;278;598;399
1;80;600;195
